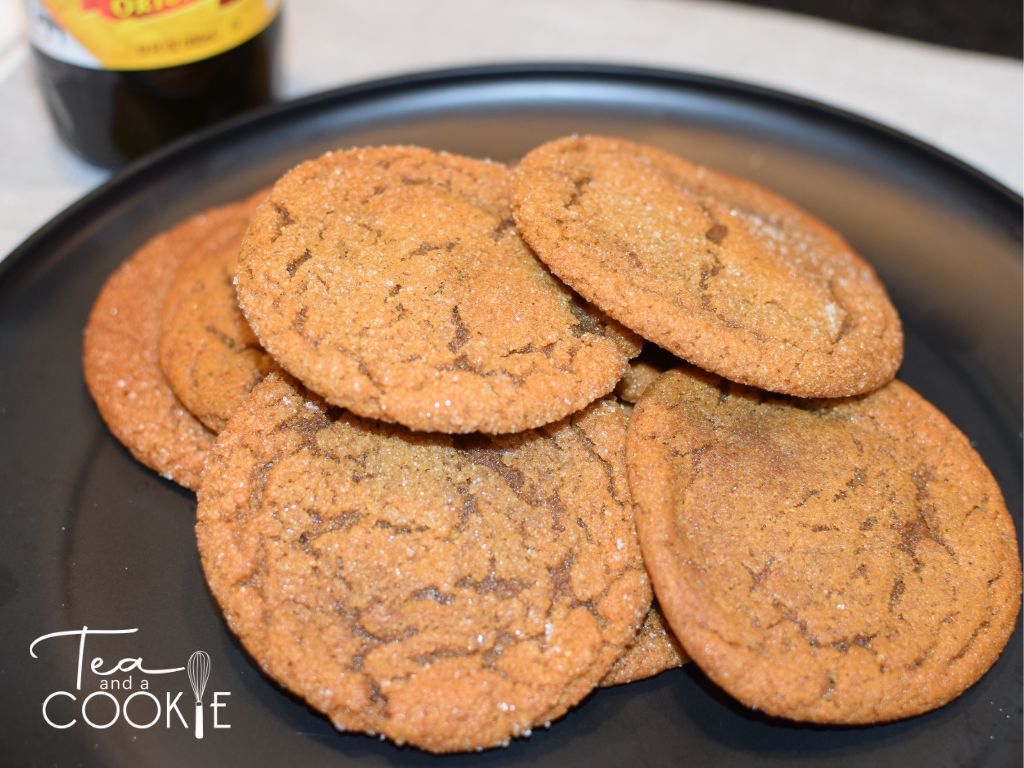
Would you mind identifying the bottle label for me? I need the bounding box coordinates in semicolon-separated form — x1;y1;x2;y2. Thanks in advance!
24;0;281;71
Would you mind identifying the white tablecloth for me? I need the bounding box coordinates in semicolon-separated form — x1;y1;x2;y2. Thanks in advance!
0;0;1020;261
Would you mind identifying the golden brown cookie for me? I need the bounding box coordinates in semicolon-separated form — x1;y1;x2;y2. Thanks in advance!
159;191;280;432
627;367;1021;723
236;145;639;434
615;343;680;404
511;135;903;398
83;207;237;489
616;360;661;405
600;602;686;687
196;375;650;752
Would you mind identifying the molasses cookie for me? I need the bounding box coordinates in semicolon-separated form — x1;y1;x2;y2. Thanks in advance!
601;602;686;687
627;367;1021;722
83;207;236;489
615;343;680;404
511;136;903;398
196;375;650;752
236;146;638;434
159;191;280;432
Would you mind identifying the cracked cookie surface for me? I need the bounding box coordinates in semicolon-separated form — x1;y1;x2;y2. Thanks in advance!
600;601;686;687
83;207;229;489
196;375;650;752
159;191;281;432
511;135;903;398
236;146;639;434
626;367;1021;723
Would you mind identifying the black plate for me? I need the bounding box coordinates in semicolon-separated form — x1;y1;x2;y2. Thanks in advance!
0;64;1020;768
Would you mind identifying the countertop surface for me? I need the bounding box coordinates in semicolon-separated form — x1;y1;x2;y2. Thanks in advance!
0;0;1020;261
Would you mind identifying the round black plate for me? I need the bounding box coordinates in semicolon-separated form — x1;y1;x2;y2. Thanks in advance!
0;64;1020;768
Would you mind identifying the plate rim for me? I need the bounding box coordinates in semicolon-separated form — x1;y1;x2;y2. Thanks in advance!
1;61;1021;289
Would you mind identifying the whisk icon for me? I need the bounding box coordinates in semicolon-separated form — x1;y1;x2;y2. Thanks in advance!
187;650;211;739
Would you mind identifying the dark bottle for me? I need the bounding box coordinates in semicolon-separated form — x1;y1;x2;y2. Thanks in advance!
24;0;282;169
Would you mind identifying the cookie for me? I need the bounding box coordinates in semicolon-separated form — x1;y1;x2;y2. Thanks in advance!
627;367;1021;723
236;145;639;434
83;207;238;489
511;135;903;398
600;602;686;687
159;191;280;432
615;343;680;404
196;375;650;752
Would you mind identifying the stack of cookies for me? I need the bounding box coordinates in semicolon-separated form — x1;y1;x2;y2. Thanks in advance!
83;136;1020;752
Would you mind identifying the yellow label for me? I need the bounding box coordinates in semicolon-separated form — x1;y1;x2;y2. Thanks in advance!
30;0;280;70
